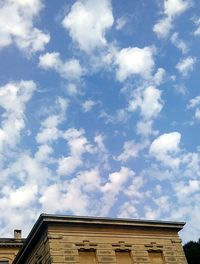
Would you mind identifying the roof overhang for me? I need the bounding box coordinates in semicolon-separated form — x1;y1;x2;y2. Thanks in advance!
13;214;185;264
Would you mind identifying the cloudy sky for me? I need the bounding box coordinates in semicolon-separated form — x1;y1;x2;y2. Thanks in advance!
0;0;200;242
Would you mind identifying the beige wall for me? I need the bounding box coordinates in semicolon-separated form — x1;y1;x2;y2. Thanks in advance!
20;231;51;264
46;224;187;264
0;247;20;264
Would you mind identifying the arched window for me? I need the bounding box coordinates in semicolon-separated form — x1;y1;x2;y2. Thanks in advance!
0;261;9;264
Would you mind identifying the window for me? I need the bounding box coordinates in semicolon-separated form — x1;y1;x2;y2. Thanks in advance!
148;252;164;264
0;261;9;264
116;251;133;264
79;251;96;264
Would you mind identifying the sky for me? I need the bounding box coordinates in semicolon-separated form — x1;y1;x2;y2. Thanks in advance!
0;0;200;243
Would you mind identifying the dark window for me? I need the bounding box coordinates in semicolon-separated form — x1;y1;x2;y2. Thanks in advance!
79;251;96;264
116;251;133;264
0;261;9;264
148;252;164;264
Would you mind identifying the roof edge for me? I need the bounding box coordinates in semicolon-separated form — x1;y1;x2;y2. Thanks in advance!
13;214;185;264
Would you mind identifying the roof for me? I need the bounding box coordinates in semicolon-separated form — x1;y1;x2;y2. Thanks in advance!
0;238;25;248
13;214;186;264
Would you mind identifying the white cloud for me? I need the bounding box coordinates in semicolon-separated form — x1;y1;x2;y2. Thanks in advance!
0;80;36;153
176;56;196;76
126;86;163;137
175;180;200;200
1;153;52;185
0;0;50;53
39;184;63;213
66;83;79;96
38;52;60;69
187;96;200;121
102;167;134;193
1;184;38;208
136;120;158;137
170;32;188;53
187;95;200;109
117;140;148;162
181;152;200;178
153;0;191;38
57;156;82;176
128;86;163;120
153;68;166;85
36;97;68;144
149;132;181;168
57;128;93;176
94;133;109;169
118;202;138;218
36;115;61;144
193;18;200;35
100;167;135;214
35;144;53;163
116;17;127;30
63;128;93;156
40;168;101;215
164;0;191;17
115;47;155;81
62;0;114;53
195;108;200;120
153;17;172;38
39;52;83;80
150;132;181;155
82;100;96;112
124;176;145;198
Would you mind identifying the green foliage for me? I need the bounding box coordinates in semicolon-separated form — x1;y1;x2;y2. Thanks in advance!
183;240;200;264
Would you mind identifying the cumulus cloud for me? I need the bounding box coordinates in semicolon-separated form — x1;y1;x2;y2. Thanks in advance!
82;100;96;112
124;176;145;198
170;32;188;53
193;17;200;35
40;165;136;217
40;167;102;215
1;184;38;208
125;86;164;137
118;202;138;218
62;0;114;53
149;132;181;168
153;17;172;38
136;120;158;137
0;80;36;154
36;97;68;144
57;128;93;176
0;0;50;53
175;180;200;200
116;17;127;30
117;140;148;162
39;52;84;80
102;167;134;193
176;56;196;76
187;95;200;121
153;0;191;38
164;0;191;17
128;86;163;120
153;68;166;86
1;153;52;185
100;167;135;214
188;95;200;109
115;47;155;81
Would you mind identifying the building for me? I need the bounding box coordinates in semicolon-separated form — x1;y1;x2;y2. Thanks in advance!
1;214;188;264
0;230;24;264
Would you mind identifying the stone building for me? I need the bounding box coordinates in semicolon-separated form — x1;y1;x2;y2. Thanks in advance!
0;230;24;264
1;214;188;263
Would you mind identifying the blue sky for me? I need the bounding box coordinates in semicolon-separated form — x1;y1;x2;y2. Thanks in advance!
0;0;200;242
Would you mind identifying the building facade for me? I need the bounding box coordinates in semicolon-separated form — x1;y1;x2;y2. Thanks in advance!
1;214;188;264
0;230;24;264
